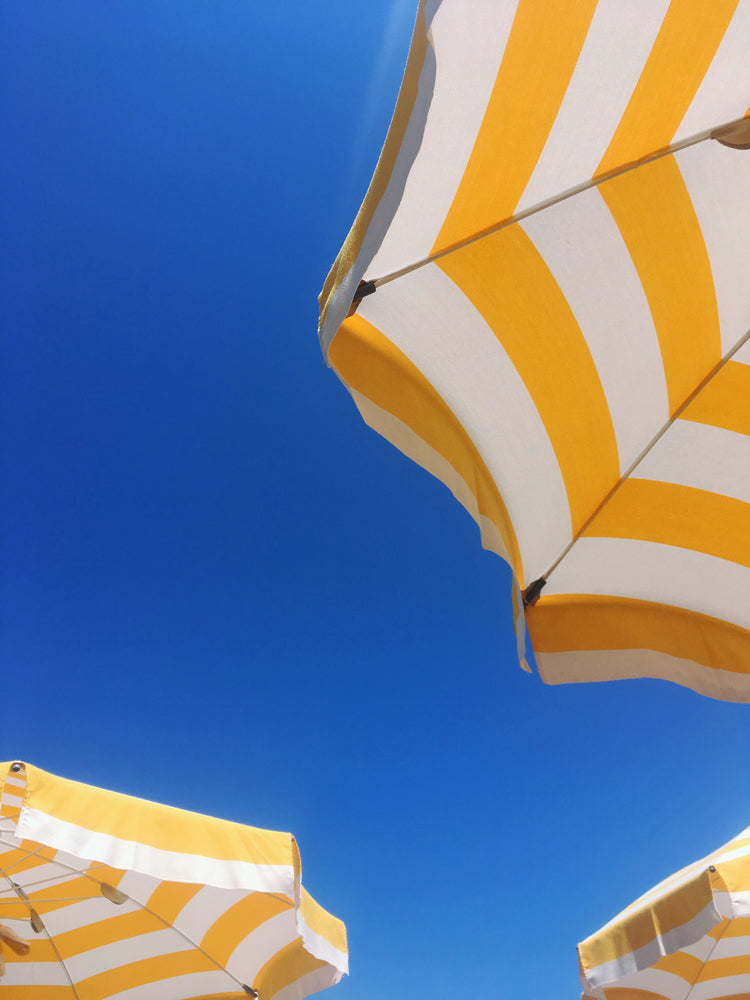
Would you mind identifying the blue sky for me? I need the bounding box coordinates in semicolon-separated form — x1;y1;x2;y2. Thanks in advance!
3;3;749;998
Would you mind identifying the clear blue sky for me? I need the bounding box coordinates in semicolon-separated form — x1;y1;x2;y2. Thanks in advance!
3;4;749;998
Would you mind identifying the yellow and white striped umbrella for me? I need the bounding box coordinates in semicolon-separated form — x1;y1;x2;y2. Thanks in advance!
579;823;750;999
319;0;750;702
0;762;348;1000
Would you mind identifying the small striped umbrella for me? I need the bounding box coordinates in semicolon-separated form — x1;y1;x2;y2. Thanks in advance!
579;823;750;999
0;762;348;1000
319;0;750;701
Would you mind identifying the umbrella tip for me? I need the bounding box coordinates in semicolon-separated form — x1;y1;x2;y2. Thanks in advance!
522;577;546;606
346;279;377;318
100;883;128;905
712;118;750;150
10;763;23;773
242;987;260;999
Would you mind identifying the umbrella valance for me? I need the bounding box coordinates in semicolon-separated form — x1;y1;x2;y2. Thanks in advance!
319;0;750;701
579;823;750;999
0;761;348;1000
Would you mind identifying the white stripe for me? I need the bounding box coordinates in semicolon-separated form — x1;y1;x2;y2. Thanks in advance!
709;843;750;868
173;884;251;943
680;933;726;962
603;966;692;999
0;961;69;986
675;2;750;142
1;860;77;891
370;0;521;277
298;912;349;975
711;934;750;960
358;263;571;580
226;909;296;983
711;890;735;920
518;0;670;211
16;806;295;895
544;538;750;629
730;889;750;915
1;793;23;808
112;868;162;906
272;965;344;1000
634;420;750;504
521;185;668;471
106;970;238;1000
0;916;34;937
538;648;750;704
4;774;26;788
348;388;510;562
690;974;750;1000
676;140;750;354
66;928;192;982
42;897;141;936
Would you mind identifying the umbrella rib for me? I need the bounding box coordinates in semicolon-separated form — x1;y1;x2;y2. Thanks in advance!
540;324;750;588
37;922;82;1000
366;114;749;289
0;872;82;999
0;842;47;875
2;850;256;996
50;863;258;995
682;918;732;1000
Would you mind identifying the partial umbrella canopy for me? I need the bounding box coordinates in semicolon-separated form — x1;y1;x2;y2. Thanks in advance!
319;0;750;701
0;762;348;1000
578;822;750;999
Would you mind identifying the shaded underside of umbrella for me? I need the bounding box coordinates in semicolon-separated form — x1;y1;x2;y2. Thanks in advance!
318;0;750;702
578;823;750;999
0;762;348;1000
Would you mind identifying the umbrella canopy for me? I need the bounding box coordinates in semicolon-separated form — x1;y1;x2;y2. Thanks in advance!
578;822;750;999
318;0;750;702
0;762;348;1000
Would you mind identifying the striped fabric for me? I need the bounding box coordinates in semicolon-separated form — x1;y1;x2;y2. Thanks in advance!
578;823;750;1000
0;762;348;1000
319;0;750;702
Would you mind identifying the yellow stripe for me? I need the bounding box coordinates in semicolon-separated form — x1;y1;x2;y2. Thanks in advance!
437;226;619;536
433;0;598;254
715;853;750;894
76;949;218;997
24;765;293;866
54;909;164;958
199;892;290;966
26;876;99;913
579;869;713;970
319;3;428;330
584;479;750;568
601;990;668;1000
527;595;750;673
651;949;703;981
254;937;327;1000
697;955;750;982
600;156;720;416
682;360;750;437
329;314;523;579
2;938;57;962
597;0;740;176
0;766;26;819
145;881;204;926
721;916;750;938
0;990;73;998
0;848;48;878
